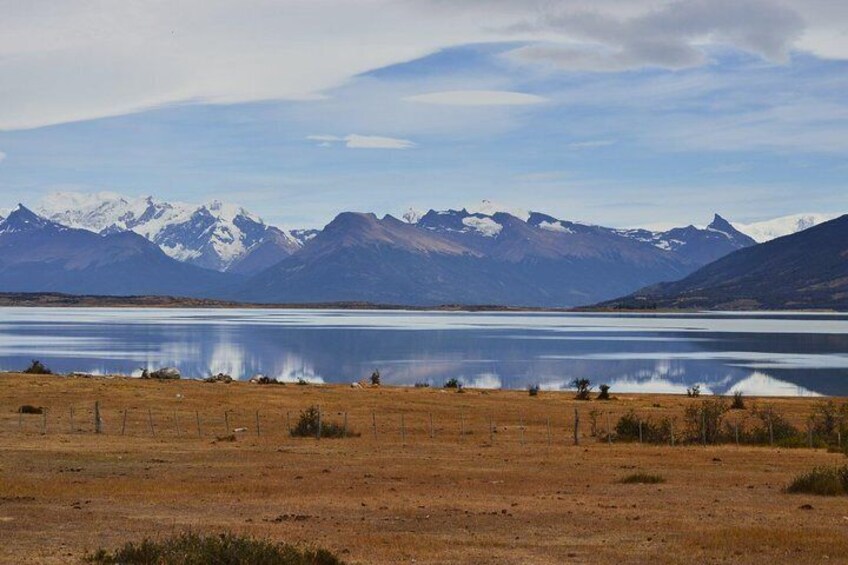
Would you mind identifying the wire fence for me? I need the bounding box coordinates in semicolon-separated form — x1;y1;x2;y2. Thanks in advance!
5;399;847;451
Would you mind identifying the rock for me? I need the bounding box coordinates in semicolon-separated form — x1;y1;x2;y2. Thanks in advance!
142;367;181;380
248;374;281;385
204;373;233;383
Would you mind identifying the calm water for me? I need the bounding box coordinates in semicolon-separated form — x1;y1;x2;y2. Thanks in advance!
1;308;848;396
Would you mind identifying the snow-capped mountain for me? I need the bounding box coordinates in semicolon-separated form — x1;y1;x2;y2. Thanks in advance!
36;192;307;272
732;213;839;243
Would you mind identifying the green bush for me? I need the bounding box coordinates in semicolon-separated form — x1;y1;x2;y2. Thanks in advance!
614;411;674;444
290;406;356;439
87;532;344;564
443;378;461;389
528;384;540;397
572;378;592;401
786;466;848;496
683;398;728;444
749;404;803;446
22;359;51;375
730;391;745;410
619;472;665;484
597;384;611;400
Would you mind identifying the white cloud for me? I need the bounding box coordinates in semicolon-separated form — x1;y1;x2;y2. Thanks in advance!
308;134;415;150
0;151;5;163
567;140;614;149
0;0;845;130
405;90;547;106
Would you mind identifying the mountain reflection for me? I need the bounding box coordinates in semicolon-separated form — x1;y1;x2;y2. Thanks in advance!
0;308;846;396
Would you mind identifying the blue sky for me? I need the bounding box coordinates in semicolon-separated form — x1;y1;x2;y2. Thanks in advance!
0;1;846;230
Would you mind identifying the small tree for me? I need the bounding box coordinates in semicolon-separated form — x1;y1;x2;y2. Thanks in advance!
730;391;745;410
370;370;381;386
572;378;592;400
22;360;51;375
686;385;701;398
597;384;611;400
444;378;461;389
528;384;540;397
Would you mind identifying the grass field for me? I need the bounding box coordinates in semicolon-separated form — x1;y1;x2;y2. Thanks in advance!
1;373;847;564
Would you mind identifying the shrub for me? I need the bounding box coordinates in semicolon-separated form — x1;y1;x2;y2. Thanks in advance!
614;411;674;444
370;370;381;386
588;409;600;437
290;406;356;439
749;404;802;446
18;404;43;414
86;532;344;564
686;385;700;398
619;472;665;484
597;384;611;400
528;384;540;397
683;398;729;444
810;401;847;445
296;378;309;386
730;391;745;410
785;466;848;496
572;378;592;400
444;378;461;389
414;382;430;388
22;360;51;375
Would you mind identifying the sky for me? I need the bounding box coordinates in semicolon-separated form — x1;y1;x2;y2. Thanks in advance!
0;0;846;230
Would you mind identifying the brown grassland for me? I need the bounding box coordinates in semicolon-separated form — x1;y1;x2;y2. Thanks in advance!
1;373;847;564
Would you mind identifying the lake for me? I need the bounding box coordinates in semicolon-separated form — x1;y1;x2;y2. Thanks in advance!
1;308;847;396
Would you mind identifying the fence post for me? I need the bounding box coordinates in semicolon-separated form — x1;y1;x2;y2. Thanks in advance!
808;423;813;449
255;410;261;437
573;408;580;446
286;411;291;435
148;408;156;437
638;419;643;444
839;431;842;450
401;413;406;447
371;410;377;440
175;411;181;438
606;411;612;445
460;412;465;441
768;415;774;446
488;416;494;444
317;406;322;440
41;408;47;435
343;412;348;437
70;406;75;434
546;416;552;447
670;421;675;447
224;410;230;434
429;412;434;439
94;401;102;434
121;409;128;436
18;408;22;432
735;422;739;446
701;408;706;446
519;416;525;447
196;410;202;438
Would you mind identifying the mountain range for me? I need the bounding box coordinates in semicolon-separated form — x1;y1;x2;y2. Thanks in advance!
600;215;848;310
0;191;838;308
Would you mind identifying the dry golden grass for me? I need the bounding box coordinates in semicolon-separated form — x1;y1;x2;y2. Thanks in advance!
1;373;847;564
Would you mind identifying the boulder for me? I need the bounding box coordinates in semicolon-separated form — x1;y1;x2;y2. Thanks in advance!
142;367;181;380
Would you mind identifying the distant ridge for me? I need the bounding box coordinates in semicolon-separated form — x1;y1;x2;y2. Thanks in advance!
597;214;848;311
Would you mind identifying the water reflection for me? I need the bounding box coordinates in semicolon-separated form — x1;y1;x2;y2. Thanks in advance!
0;308;846;396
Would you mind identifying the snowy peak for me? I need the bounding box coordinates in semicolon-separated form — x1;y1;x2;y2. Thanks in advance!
733;213;840;243
36;191;304;272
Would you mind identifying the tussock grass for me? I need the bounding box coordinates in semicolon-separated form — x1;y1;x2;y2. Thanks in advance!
87;532;344;564
785;466;848;496
619;472;665;484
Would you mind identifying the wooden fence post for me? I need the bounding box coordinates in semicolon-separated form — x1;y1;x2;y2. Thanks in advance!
701;408;706;446
735;422;739;446
70;406;75;434
519;416;525;447
41;408;47;435
255;410;261;437
196;410;202;438
121;409;128;436
429;412;434;439
175;411;181;438
343;412;348;437
401;413;406;447
546;416;552;447
286;411;291;435
670;421;675;447
768;415;774;446
606;411;612;445
18;408;22;432
224;410;230;434
573;408;580;446
94;401;102;434
488;416;494;444
371;410;377;440
316;406;322;440
460;412;465;441
638;419;643;444
148;408;155;437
